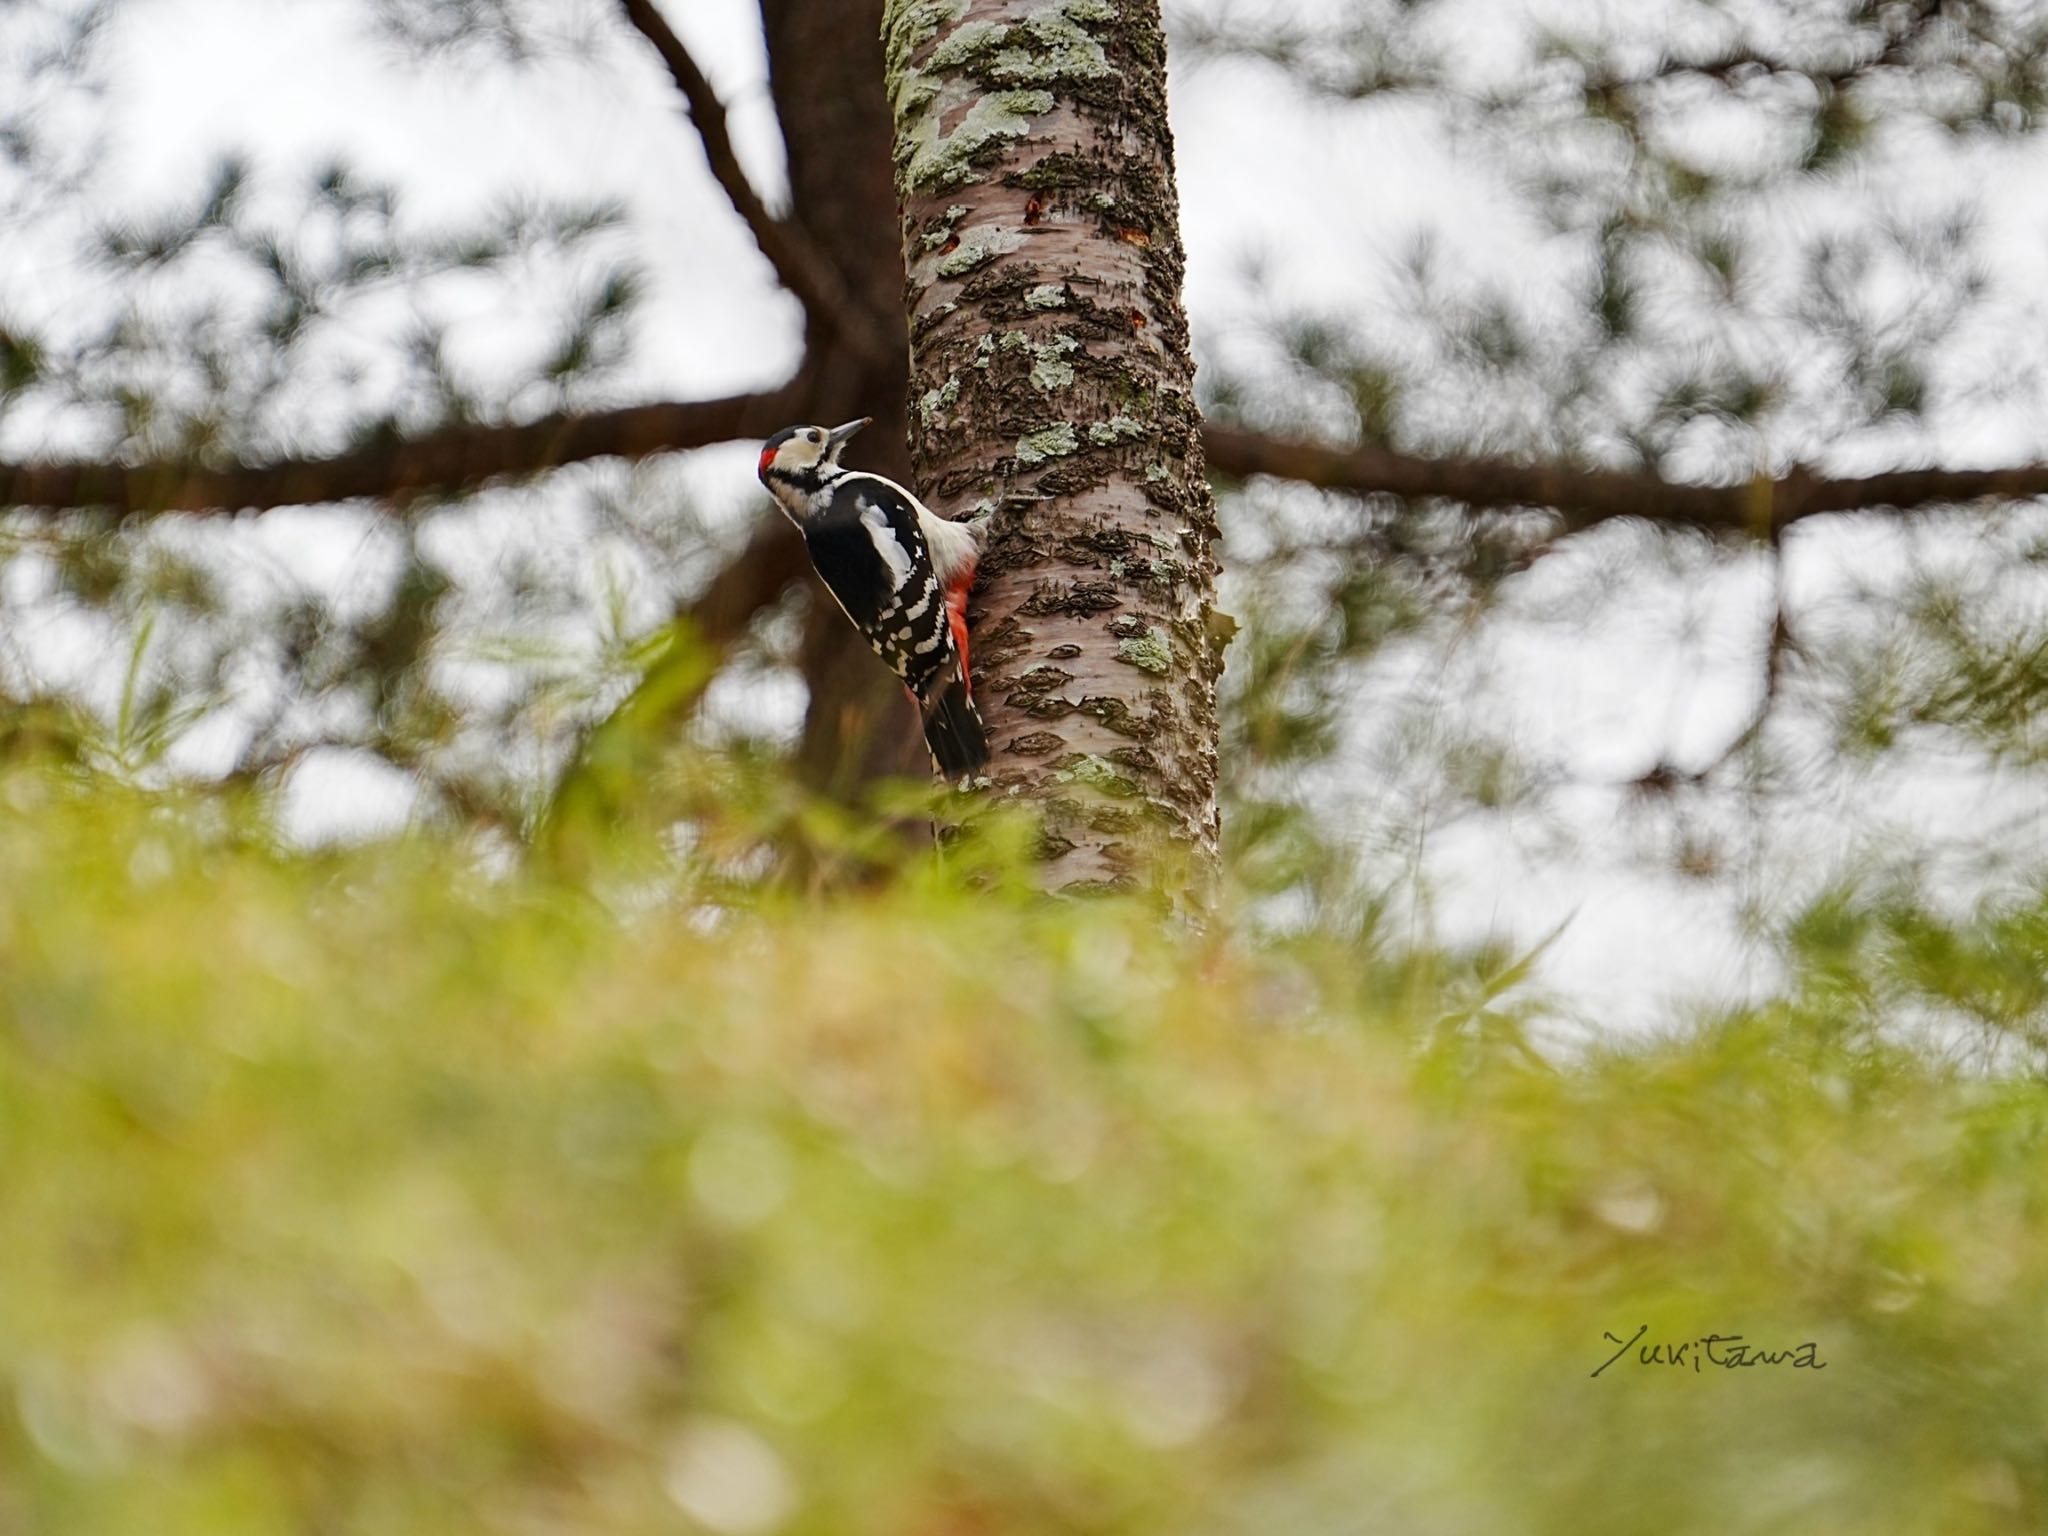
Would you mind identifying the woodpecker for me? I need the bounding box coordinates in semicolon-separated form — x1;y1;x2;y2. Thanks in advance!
757;418;991;779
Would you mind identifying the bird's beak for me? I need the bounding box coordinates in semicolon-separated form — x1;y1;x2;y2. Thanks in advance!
825;418;872;455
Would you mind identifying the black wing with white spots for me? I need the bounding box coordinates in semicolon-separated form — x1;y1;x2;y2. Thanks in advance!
801;476;955;698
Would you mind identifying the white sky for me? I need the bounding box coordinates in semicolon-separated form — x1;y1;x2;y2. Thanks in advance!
8;0;2048;1032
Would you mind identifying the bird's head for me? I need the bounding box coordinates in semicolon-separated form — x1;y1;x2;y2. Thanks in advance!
758;419;869;518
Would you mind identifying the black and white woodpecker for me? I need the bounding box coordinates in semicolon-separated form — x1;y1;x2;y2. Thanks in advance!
757;419;991;779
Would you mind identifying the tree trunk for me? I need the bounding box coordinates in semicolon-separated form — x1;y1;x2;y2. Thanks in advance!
880;0;1223;893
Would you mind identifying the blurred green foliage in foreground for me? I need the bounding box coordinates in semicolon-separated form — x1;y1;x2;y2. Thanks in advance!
4;771;2048;1536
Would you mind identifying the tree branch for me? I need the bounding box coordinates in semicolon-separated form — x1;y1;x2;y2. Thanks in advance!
616;0;896;369
1199;425;2048;538
1;386;811;515
14;412;2048;534
1631;540;1803;797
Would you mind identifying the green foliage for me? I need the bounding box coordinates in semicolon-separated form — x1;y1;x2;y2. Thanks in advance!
5;774;2048;1532
1180;0;2048;949
0;3;655;817
1187;0;2042;473
0;324;42;395
1814;564;2048;767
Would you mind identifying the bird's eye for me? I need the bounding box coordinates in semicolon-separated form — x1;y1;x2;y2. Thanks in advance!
809;429;822;443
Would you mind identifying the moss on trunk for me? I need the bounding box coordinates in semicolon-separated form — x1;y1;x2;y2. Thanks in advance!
881;0;1224;896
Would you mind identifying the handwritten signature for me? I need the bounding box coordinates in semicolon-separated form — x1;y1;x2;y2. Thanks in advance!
1593;1325;1827;1378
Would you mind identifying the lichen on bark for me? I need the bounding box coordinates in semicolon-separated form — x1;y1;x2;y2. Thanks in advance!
881;0;1224;896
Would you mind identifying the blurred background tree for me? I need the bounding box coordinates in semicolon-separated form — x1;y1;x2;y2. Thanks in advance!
4;0;2048;1009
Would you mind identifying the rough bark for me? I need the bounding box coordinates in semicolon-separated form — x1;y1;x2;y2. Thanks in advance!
881;0;1224;894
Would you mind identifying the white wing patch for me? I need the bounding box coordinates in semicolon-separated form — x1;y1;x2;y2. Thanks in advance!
859;501;915;587
835;472;978;588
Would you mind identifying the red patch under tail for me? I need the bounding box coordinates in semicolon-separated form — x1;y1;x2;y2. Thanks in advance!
945;578;973;697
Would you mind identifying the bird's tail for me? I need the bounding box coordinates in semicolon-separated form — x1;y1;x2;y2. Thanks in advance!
923;675;990;780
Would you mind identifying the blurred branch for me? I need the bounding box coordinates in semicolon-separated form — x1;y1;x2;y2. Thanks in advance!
615;0;896;369
1710;551;1799;770
1200;425;2048;538
15;413;2048;533
1634;541;1802;795
682;517;808;646
1;385;811;515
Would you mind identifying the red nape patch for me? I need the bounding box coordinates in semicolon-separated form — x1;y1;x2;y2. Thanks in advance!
758;446;777;478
